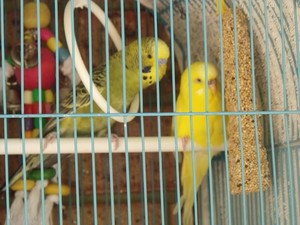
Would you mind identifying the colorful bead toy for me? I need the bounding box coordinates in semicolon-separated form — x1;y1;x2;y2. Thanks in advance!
7;1;75;138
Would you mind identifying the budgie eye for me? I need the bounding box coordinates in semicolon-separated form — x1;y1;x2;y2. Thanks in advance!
142;66;151;73
196;78;202;83
147;54;152;59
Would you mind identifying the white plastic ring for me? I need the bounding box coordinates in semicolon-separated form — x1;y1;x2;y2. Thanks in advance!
64;0;139;123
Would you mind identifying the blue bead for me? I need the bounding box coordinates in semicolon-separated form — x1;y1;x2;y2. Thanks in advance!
25;118;34;130
58;47;70;63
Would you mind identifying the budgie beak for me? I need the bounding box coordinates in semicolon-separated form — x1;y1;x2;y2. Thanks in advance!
208;79;217;94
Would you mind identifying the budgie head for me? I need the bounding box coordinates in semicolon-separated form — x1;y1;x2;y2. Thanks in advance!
125;37;170;89
180;62;220;99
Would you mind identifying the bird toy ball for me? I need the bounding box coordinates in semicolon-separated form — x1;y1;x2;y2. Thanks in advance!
221;7;271;194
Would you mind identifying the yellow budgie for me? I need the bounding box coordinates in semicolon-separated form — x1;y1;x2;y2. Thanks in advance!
172;62;225;225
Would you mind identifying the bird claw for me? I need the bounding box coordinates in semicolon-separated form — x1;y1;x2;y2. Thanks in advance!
181;136;189;151
109;133;119;151
44;132;57;150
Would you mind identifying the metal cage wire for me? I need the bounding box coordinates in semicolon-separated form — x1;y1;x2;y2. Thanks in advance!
0;0;299;225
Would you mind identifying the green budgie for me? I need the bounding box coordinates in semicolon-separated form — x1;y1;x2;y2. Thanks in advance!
2;37;170;190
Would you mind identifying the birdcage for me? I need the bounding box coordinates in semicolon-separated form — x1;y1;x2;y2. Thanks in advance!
0;0;299;225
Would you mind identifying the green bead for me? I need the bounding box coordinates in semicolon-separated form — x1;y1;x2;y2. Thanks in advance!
5;55;15;66
27;168;56;181
34;117;47;128
32;89;45;102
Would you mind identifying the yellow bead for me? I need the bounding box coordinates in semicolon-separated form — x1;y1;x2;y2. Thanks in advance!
10;179;36;191
45;89;55;103
24;90;33;104
25;130;33;138
32;128;39;137
45;183;71;196
24;2;51;29
47;37;62;52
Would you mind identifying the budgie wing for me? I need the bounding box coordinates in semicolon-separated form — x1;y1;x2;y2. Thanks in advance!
42;68;106;137
172;93;187;162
